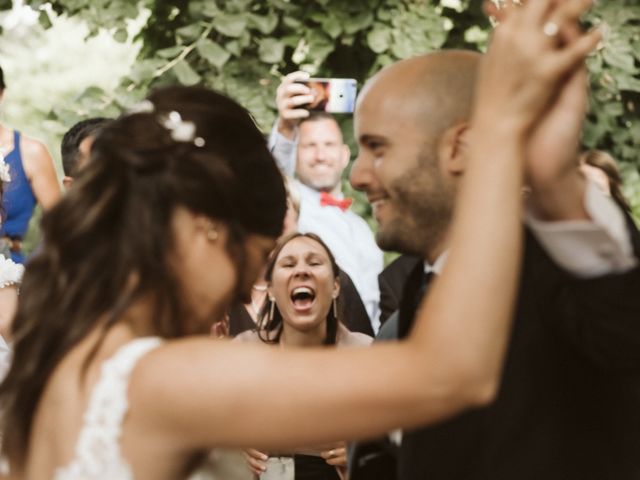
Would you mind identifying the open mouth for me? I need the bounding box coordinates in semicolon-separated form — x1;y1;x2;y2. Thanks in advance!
290;286;316;310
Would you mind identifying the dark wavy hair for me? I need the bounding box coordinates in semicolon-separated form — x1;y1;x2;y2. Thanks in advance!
0;64;5;91
0;86;287;464
257;232;340;346
580;149;631;213
60;117;110;177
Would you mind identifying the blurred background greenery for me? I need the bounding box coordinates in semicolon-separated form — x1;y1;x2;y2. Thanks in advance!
1;0;638;251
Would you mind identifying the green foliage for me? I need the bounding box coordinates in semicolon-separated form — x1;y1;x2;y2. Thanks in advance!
5;0;640;221
582;1;640;219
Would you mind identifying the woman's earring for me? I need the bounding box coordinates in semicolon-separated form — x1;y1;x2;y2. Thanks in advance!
332;297;338;319
269;297;275;323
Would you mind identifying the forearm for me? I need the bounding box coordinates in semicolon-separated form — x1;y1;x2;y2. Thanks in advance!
277;116;297;141
528;168;589;221
268;121;297;177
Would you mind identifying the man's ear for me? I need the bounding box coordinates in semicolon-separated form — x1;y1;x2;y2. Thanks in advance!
438;122;471;177
62;176;73;190
333;274;341;300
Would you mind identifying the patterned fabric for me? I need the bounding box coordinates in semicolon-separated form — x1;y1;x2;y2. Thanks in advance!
51;337;246;480
53;338;162;480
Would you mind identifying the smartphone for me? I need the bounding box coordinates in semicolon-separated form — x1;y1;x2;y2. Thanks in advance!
299;78;358;114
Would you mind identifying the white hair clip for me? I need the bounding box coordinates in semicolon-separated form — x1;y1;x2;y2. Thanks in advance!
128;101;205;147
160;111;198;144
0;157;11;183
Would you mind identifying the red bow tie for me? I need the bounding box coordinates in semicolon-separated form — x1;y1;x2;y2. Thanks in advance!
320;192;353;211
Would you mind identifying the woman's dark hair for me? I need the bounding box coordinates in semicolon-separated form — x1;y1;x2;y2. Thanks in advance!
580;149;631;213
0;65;5;91
257;232;340;346
0;86;287;463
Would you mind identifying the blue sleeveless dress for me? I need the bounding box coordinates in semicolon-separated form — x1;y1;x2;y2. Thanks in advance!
1;131;37;263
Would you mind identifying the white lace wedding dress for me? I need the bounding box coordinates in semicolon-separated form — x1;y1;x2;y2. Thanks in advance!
0;254;247;479
53;337;249;480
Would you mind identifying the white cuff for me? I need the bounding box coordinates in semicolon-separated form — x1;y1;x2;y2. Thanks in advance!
525;180;637;278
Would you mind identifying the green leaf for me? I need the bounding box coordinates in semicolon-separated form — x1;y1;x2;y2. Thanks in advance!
603;101;624;117
344;11;374;34
113;28;129;43
225;40;242;57
213;14;247;38
617;76;640;92
248;12;279;34
38;10;53;29
238;30;252;49
128;58;165;84
367;27;391;53
378;9;393;21
321;16;342;39
603;48;638;73
197;39;231;68
157;46;184;59
283;16;302;29
200;2;221;18
258;38;285;64
173;61;201;86
176;24;202;42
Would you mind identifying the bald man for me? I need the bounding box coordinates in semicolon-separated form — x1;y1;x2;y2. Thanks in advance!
349;50;640;479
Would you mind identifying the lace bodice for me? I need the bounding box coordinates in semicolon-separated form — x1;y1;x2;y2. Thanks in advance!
53;337;163;480
50;337;241;480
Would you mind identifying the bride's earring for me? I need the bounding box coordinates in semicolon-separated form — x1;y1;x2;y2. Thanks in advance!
206;228;218;242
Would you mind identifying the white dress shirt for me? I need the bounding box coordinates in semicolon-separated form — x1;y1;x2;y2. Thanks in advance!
526;179;637;276
269;129;384;331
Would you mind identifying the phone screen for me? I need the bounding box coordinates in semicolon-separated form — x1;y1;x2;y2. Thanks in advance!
300;78;358;114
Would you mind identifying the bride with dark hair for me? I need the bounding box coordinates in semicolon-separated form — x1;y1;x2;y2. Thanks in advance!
0;1;599;477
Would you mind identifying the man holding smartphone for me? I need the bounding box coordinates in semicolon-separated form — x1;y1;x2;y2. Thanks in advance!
269;71;384;333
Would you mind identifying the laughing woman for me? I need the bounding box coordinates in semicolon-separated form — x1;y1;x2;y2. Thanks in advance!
237;233;372;480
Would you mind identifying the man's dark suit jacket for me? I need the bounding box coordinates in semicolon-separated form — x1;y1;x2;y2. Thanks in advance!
353;212;640;480
378;254;421;326
229;269;374;337
399;217;640;479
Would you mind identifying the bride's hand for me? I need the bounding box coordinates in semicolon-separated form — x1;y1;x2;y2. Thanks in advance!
473;0;601;135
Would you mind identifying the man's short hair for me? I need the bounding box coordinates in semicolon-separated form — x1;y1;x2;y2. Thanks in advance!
299;111;339;127
61;117;110;177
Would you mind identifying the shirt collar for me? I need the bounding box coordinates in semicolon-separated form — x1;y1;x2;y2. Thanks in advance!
295;180;344;200
424;250;448;275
